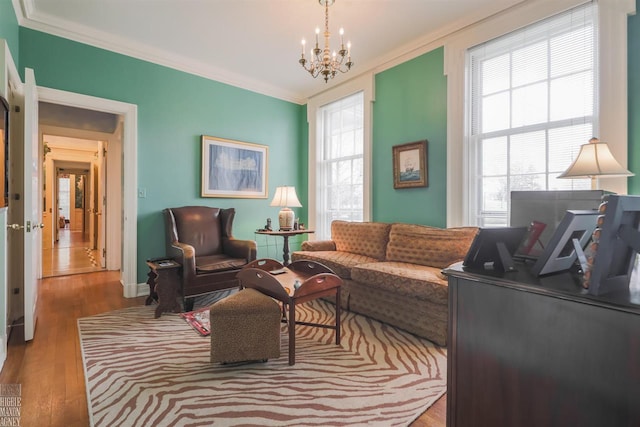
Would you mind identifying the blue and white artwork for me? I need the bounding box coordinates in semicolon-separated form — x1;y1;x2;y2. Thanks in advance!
202;137;268;198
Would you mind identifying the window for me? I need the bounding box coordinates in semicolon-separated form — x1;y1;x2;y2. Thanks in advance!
467;3;597;226
316;92;364;238
58;175;70;220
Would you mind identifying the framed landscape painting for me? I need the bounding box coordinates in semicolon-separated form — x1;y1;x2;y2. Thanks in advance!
201;135;268;198
393;140;428;189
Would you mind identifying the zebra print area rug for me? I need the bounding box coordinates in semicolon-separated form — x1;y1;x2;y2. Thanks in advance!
78;299;447;426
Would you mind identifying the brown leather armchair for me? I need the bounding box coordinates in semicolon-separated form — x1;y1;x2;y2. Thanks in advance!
163;206;256;311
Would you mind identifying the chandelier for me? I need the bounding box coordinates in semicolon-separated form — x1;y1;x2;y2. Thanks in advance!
299;0;353;83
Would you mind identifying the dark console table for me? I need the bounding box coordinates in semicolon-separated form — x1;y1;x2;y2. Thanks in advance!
444;262;640;427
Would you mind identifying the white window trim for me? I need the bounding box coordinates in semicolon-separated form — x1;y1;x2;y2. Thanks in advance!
445;0;635;227
306;73;375;235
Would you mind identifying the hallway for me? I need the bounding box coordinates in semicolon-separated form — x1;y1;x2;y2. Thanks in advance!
42;227;102;277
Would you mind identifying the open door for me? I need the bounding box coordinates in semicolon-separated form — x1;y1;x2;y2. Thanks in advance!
23;68;41;341
97;144;106;268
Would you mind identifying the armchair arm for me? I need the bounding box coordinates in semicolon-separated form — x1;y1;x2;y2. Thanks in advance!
301;240;336;251
224;237;257;262
168;241;196;282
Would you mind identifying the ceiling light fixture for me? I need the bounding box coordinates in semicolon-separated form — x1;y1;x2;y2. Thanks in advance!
299;0;353;83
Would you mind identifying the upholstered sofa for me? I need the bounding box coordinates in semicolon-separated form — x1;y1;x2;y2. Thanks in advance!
291;221;478;346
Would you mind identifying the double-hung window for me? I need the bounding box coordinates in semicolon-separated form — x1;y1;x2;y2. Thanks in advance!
315;92;364;238
467;2;597;226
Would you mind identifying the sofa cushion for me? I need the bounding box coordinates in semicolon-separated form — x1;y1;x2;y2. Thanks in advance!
301;240;336;251
331;221;392;260
385;224;478;268
351;261;449;303
290;251;378;280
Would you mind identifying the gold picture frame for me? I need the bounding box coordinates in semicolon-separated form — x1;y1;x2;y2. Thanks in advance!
392;140;428;189
201;135;268;198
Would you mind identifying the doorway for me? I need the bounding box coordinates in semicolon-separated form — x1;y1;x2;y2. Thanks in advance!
42;156;103;277
34;86;138;296
40;120;112;276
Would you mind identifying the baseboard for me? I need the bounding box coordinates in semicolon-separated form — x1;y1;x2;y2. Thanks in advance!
121;279;145;298
136;282;150;297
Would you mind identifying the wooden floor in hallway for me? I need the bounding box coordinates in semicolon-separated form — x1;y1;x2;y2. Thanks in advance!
0;271;446;426
42;228;103;277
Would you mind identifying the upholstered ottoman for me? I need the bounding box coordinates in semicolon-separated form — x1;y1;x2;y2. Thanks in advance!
210;288;281;364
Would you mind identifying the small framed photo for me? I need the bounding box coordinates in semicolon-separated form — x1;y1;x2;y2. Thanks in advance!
201;135;268;198
392;140;428;189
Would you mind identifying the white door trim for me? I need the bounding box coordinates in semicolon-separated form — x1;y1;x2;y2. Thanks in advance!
38;87;138;297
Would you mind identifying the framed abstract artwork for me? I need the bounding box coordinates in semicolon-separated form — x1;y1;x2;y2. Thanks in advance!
392;140;428;189
201;135;268;198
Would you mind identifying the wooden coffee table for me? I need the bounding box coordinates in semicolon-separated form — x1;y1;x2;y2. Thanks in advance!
237;258;342;365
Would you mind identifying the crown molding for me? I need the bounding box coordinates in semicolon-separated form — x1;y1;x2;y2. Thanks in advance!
13;0;563;106
14;0;306;104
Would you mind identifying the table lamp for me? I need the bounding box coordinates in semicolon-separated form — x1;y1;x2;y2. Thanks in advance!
270;186;302;231
558;137;634;189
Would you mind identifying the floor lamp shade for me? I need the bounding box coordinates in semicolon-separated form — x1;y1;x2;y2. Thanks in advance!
270;186;302;230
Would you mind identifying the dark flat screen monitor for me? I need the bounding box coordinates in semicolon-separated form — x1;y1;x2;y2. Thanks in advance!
531;210;599;276
463;227;527;272
510;190;605;258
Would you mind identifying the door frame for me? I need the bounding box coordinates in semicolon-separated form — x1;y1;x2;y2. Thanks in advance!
38;87;138;297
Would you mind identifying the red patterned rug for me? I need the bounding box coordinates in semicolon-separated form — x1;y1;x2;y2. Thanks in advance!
180;307;211;336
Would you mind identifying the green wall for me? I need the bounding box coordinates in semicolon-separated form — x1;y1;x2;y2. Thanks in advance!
372;47;448;227
18;28;304;283
7;2;640;283
628;2;640;194
0;0;19;68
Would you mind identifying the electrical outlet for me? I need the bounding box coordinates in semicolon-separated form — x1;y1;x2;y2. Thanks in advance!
138;188;147;198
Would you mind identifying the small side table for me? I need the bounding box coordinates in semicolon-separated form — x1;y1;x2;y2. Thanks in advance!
255;229;314;265
145;259;182;318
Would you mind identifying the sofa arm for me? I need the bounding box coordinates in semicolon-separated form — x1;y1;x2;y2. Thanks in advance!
301;240;336;251
224;238;258;262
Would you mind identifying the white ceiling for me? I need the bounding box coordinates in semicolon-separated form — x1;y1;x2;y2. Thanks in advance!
16;0;526;104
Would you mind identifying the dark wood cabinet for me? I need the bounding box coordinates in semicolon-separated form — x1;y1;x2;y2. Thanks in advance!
445;263;640;427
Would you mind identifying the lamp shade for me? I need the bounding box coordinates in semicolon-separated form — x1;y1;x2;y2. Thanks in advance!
558;138;634;179
270;186;302;208
270;186;302;231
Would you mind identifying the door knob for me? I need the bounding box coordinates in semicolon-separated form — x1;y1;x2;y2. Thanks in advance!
6;224;24;230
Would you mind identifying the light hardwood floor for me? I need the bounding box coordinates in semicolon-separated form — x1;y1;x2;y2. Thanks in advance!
42;228;103;277
0;271;446;426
